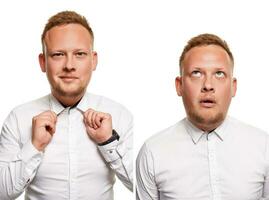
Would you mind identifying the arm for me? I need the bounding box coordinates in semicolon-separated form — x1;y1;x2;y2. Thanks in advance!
262;135;269;199
136;143;159;200
98;110;133;191
0;111;42;200
84;108;133;191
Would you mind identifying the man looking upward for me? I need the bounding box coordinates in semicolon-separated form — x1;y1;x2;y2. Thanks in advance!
136;33;268;200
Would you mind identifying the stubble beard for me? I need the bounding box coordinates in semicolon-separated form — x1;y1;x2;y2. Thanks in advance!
52;83;86;98
188;108;225;131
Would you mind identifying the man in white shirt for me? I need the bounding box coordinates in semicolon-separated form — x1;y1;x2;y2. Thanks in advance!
136;33;269;200
0;11;133;200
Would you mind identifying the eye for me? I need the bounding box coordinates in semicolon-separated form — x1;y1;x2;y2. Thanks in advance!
51;52;64;57
75;51;88;57
191;70;202;77
215;71;225;78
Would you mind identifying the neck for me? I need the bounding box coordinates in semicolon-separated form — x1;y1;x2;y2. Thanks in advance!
187;117;224;133
52;91;84;107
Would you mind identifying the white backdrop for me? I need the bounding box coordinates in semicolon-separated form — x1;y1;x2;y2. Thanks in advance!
0;0;269;199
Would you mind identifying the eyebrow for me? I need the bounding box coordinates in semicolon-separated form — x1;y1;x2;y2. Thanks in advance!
190;66;227;71
47;48;89;52
214;67;227;71
47;48;91;53
189;67;202;71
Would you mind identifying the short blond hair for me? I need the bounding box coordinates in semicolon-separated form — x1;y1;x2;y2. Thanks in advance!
179;33;234;74
41;11;94;53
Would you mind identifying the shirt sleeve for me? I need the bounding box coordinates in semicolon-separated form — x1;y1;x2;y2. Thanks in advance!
136;142;159;200
97;108;133;191
262;134;269;199
0;111;43;200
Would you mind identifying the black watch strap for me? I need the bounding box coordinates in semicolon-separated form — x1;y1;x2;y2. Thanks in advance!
98;129;120;146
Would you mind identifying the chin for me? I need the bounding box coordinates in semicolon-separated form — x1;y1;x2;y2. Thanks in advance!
191;110;225;126
204;116;224;125
54;86;86;98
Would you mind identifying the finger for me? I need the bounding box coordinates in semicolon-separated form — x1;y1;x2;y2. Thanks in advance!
84;108;95;116
95;113;103;127
85;109;94;128
99;112;112;123
42;118;56;132
83;110;90;126
88;109;95;128
38;111;57;124
45;111;57;124
83;110;89;125
48;111;57;123
44;121;56;135
85;125;97;138
33;116;54;127
39;110;54;117
91;111;98;129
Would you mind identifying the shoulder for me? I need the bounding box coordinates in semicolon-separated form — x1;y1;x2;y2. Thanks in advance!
143;119;187;152
2;95;50;139
85;92;132;117
226;116;268;150
9;95;50;117
227;116;267;138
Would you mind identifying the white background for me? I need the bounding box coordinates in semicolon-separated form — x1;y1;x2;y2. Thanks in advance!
0;0;269;199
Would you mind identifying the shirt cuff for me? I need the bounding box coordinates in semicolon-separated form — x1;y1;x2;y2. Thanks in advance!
97;140;120;162
17;141;43;185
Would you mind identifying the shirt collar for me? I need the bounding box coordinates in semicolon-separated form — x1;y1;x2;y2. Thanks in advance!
213;116;229;141
49;94;66;115
76;93;100;113
49;93;100;115
184;118;204;144
184;117;229;144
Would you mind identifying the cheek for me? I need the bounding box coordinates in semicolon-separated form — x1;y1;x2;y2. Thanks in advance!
218;84;233;106
78;65;93;81
46;60;63;75
46;68;60;81
77;59;93;71
183;81;201;101
46;66;56;78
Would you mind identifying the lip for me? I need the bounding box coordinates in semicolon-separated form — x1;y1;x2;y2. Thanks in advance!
59;76;78;82
199;97;216;108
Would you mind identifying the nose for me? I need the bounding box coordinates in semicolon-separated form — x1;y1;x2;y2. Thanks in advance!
64;54;75;72
201;75;214;93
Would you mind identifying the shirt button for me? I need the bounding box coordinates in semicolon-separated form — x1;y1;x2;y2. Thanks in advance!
109;150;113;153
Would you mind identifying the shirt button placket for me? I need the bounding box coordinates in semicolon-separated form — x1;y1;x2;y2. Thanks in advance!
68;109;78;200
207;134;221;200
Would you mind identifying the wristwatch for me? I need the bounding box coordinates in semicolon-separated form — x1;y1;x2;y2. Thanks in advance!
98;129;120;146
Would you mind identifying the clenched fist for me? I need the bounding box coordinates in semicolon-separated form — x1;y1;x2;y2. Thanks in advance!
83;109;112;144
32;111;57;151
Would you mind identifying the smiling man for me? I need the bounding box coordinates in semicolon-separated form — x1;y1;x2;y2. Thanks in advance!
0;11;133;200
136;33;269;200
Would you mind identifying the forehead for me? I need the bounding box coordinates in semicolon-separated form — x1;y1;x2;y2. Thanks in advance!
182;45;232;72
44;23;93;50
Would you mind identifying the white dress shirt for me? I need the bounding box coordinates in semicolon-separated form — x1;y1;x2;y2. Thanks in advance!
0;93;133;200
136;117;269;200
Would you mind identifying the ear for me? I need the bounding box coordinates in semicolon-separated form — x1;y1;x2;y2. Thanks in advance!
39;53;46;72
91;51;98;71
232;77;237;97
175;76;183;96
